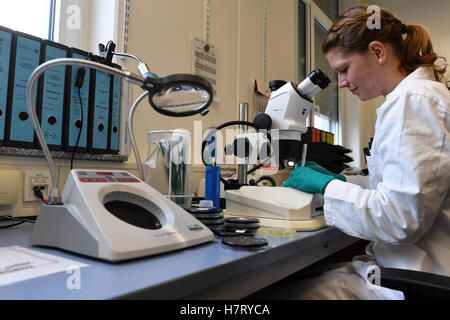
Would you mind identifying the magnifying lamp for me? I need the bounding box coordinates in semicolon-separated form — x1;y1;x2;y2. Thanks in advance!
105;43;213;117
143;74;213;117
27;57;213;205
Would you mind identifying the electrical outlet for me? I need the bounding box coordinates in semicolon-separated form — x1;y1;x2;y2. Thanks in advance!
24;170;51;202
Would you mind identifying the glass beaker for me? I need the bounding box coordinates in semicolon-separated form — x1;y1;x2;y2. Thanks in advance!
144;129;193;209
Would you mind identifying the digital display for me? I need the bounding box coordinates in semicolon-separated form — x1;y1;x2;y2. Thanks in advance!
115;178;140;183
79;178;107;183
76;171;139;183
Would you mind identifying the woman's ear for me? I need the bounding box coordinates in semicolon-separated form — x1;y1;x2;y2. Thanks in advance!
368;41;387;64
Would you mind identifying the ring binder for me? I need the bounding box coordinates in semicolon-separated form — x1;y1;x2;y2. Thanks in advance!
64;48;91;153
0;26;13;146
37;40;68;150
5;31;41;148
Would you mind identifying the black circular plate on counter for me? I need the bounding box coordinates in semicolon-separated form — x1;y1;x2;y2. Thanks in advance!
222;236;268;247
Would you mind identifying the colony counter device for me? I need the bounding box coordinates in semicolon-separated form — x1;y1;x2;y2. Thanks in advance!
30;170;213;261
26;51;214;261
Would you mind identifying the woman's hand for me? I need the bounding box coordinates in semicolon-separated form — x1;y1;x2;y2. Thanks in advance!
282;166;337;195
303;161;346;182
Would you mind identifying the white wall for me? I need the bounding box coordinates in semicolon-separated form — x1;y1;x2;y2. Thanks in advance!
124;0;297;166
122;0;298;189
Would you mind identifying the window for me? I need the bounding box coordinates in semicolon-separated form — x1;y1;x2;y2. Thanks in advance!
0;0;54;39
299;0;340;144
312;0;338;21
0;0;123;56
298;0;307;81
312;13;339;139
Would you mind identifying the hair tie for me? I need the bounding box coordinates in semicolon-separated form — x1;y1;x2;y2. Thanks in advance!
401;23;407;34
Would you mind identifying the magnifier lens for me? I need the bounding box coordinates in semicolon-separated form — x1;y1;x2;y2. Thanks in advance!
146;74;213;117
152;84;210;113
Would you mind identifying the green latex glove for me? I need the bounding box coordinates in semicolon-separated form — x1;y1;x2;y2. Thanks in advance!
282;166;336;195
302;161;346;182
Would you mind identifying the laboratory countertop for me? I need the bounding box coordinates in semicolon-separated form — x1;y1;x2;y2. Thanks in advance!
0;223;357;300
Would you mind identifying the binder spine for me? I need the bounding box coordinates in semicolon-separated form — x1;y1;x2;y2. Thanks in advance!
5;32;41;148
38;40;68;151
64;48;90;153
108;68;121;154
88;56;110;154
0;26;13;146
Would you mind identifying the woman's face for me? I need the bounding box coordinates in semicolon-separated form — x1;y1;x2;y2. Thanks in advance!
326;47;383;101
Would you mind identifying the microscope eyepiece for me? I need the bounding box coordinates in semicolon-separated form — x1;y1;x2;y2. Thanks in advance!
297;68;331;98
308;69;331;89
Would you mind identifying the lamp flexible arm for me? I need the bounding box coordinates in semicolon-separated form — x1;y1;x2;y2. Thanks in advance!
113;52;143;64
27;58;144;205
128;91;149;181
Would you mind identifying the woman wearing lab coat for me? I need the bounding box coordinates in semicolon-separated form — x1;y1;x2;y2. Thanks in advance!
278;5;450;299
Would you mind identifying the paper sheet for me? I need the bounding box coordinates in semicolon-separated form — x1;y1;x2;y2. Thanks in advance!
0;246;88;287
191;36;219;101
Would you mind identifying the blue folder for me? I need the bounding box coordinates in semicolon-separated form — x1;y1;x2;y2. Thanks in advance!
64;48;90;152
5;32;41;148
88;56;110;153
38;40;68;150
108;69;121;154
0;26;13;146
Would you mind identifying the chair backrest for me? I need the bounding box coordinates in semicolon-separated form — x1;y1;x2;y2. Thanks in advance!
380;267;450;300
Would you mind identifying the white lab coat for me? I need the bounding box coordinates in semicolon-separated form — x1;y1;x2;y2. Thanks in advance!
250;67;449;300
317;66;450;299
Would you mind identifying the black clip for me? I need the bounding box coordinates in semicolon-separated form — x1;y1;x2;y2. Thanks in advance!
98;41;116;66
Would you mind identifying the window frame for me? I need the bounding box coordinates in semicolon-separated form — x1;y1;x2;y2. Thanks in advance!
302;0;342;145
48;0;57;40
